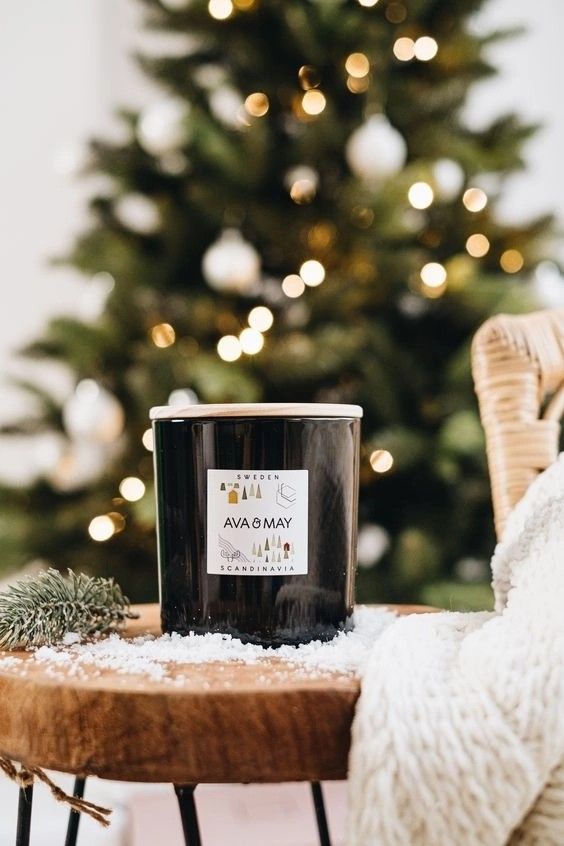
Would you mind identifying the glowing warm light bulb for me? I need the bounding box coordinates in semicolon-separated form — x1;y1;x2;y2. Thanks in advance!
393;37;415;61
217;335;242;361
345;53;370;78
299;260;325;287
282;274;306;298
302;90;326;116
248;306;274;332
370;449;394;473
239;327;264;354
414;36;438;61
119;476;146;502
466;234;490;257
408;181;434;210
347;76;370;94
358;0;379;6
420;262;447;288
88;515;115;542
150;323;176;348
500;249;524;273
142;428;154;451
462;188;487;212
208;0;233;19
244;92;269;117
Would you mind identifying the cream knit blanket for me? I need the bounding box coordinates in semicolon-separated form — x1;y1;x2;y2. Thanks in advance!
348;454;564;845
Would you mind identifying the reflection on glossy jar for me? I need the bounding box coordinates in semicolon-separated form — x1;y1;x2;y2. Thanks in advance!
151;403;362;646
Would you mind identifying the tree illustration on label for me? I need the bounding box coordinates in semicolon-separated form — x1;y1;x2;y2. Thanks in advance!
228;489;238;504
220;482;226;491
277;536;282;548
283;542;290;560
242;486;247;500
265;538;270;551
252;542;256;555
249;484;255;497
257;544;262;557
256;484;262;499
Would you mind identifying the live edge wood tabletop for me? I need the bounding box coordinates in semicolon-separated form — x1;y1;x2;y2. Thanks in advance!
0;603;432;786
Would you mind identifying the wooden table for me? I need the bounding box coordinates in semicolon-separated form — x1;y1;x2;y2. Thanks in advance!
0;603;432;846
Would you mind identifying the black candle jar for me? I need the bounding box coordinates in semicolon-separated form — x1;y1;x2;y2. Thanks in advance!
151;403;362;646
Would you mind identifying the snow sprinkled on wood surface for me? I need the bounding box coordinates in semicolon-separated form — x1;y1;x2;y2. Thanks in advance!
0;607;396;684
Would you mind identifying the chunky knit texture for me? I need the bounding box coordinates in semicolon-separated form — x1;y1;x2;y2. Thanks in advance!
348;454;564;845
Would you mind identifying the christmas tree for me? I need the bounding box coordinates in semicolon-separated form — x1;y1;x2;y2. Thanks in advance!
0;0;550;605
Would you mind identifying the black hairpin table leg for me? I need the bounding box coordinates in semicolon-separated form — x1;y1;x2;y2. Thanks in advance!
310;782;331;846
174;784;201;846
15;783;34;846
64;776;87;846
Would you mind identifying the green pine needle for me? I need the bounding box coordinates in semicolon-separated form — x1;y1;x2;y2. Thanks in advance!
0;568;138;649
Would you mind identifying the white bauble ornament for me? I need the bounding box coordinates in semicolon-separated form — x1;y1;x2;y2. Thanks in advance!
115;193;160;235
137;98;191;156
209;86;245;128
357;524;390;568
48;441;109;492
32;432;66;475
202;229;261;294
533;261;564;308
433;158;464;200
168;388;199;407
346;115;407;181
63;380;125;444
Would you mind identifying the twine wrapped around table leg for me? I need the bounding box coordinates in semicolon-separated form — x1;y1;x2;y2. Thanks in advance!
0;757;112;826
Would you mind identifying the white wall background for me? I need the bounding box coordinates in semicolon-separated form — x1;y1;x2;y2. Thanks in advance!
0;0;562;429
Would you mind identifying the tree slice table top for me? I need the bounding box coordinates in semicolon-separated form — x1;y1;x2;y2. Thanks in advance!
0;603;433;785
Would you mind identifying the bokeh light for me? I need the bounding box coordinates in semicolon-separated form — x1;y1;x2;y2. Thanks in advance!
466;234;490;257
248;306;274;332
239;327;264;354
299;260;326;287
370;449;394;473
462;188;488;212
150;323;176;348
408;182;434;210
500;249;524;273
217;335;242;361
282;274;306;298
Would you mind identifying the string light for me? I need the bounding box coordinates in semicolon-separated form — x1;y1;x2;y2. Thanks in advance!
420;262;447;288
500;249;524;273
282;274;305;298
233;0;255;8
142;429;154;451
244;92;269;117
393;37;415;61
408;182;434;210
150;323;176;348
358;0;379;6
248;306;274;332
466;234;490;257
119;477;146;502
370;449;394;473
414;36;438;61
208;0;233;19
347;76;370;94
298;66;321;90
345;53;370;78
462;188;487;212
88;515;115;542
299;259;326;287
302;90;326;116
239;327;264;354
217;335;242;361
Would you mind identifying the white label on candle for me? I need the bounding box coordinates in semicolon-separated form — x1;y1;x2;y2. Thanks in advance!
206;469;308;575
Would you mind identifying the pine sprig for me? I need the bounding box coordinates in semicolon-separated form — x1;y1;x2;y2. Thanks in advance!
0;569;138;649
